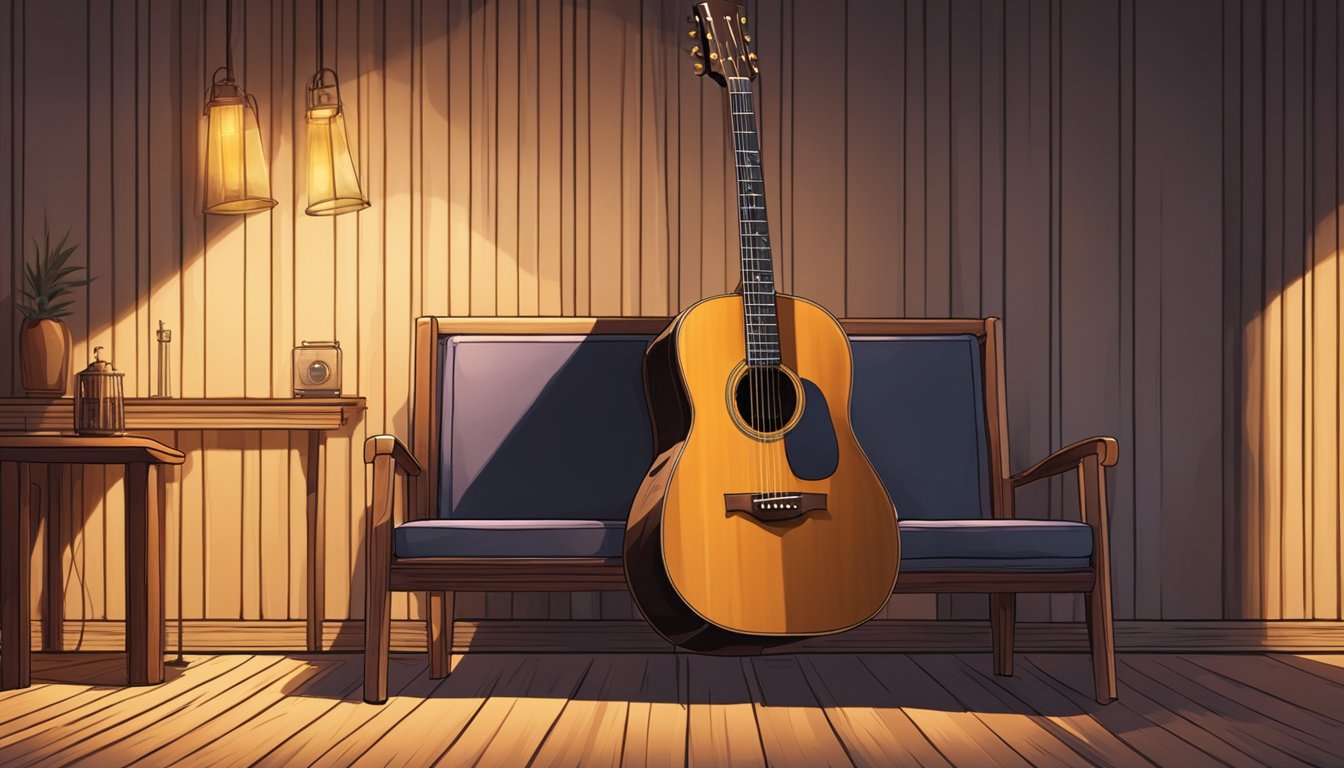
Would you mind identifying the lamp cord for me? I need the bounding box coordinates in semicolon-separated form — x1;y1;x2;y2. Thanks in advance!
225;0;234;78
316;0;324;72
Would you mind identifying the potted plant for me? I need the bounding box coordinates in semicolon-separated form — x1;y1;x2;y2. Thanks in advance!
17;220;93;396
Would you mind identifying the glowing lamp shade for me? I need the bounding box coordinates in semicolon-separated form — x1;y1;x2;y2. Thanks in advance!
203;76;276;215
305;70;368;216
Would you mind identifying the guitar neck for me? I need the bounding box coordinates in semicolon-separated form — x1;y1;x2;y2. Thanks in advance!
727;76;780;367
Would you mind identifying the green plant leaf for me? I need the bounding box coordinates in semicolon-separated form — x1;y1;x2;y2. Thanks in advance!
23;216;87;313
47;242;76;274
49;265;87;285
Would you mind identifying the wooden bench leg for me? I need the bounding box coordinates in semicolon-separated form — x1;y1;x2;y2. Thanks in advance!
428;591;453;679
1086;576;1117;703
1081;453;1118;704
991;592;1015;676
364;456;395;705
364;548;391;704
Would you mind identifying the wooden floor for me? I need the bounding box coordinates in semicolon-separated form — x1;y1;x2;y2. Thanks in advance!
0;651;1341;767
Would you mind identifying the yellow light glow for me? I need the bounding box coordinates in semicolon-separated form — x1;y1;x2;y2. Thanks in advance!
204;92;276;215
1238;221;1343;620
306;105;368;216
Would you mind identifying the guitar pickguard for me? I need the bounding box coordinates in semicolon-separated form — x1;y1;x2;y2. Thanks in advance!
783;378;840;480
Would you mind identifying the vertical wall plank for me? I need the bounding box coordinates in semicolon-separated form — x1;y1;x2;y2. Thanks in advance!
845;0;905;319
923;0;952;318
448;0;472;316
0;0;16;398
789;0;847;314
518;0;541;317
1231;0;1264;620
588;0;626;316
470;0;498;315
903;0;927;317
1309;0;1338;620
948;0;981;319
637;0;668;318
496;0;520;317
537;0;562;314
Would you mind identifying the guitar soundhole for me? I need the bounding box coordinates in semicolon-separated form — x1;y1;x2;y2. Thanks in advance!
733;366;800;435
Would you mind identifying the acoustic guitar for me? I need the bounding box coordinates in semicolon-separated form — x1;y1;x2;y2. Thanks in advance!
624;1;901;653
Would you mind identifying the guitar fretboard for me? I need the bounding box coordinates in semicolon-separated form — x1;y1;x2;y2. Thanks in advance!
728;76;780;367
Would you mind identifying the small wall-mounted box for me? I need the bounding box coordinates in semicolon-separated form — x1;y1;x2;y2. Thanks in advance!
293;341;342;397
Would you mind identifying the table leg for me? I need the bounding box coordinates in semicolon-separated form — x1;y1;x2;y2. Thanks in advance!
305;431;326;652
1;461;32;690
124;462;165;685
42;465;64;651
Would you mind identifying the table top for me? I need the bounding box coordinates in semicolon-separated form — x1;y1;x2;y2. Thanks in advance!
0;397;365;432
0;433;186;465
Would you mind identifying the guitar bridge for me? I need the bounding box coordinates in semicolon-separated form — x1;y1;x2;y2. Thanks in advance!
724;492;827;523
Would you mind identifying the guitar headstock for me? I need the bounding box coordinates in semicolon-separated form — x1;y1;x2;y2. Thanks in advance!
689;2;758;85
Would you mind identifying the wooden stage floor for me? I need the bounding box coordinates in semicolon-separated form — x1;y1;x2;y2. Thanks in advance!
0;651;1340;766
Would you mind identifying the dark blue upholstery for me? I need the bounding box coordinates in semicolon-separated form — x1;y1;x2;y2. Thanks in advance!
402;331;1091;571
437;335;653;521
393;517;1091;567
850;336;991;521
898;520;1091;571
396;519;624;558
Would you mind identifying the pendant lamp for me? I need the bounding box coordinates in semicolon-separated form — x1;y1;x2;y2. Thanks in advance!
305;0;368;216
203;0;276;214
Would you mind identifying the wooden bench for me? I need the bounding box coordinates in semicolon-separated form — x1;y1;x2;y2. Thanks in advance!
361;316;1118;704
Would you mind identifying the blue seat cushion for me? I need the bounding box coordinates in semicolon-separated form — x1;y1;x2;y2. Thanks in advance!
394;517;1093;569
899;519;1093;571
395;519;625;558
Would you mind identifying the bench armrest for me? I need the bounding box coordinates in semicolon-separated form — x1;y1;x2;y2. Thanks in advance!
363;434;422;476
1009;436;1117;488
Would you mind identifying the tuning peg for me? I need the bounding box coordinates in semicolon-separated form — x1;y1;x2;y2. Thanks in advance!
709;51;719;60
743;33;751;43
752;64;760;74
748;51;758;61
740;15;748;24
688;29;698;39
693;62;705;74
690;45;701;57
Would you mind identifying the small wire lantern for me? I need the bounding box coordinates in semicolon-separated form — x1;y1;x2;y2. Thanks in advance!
74;346;126;436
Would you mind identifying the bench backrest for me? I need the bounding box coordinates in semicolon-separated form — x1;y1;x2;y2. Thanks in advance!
411;317;1012;524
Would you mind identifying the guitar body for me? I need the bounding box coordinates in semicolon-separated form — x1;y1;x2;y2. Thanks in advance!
625;293;900;652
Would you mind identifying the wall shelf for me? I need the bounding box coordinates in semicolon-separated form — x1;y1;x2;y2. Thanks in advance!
0;397;366;432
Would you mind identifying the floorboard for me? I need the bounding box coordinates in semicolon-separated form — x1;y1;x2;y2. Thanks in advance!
619;654;689;768
0;651;1338;766
1026;653;1266;768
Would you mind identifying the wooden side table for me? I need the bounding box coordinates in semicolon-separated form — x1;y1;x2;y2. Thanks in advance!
0;397;365;652
0;434;185;690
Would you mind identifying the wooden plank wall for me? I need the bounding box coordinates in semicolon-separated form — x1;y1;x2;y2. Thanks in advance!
0;0;1340;634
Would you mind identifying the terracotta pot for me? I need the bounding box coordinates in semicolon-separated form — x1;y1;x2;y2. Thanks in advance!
19;318;72;397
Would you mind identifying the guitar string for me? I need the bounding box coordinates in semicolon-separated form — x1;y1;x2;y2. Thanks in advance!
732;78;762;499
732;75;781;500
732;78;767;500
